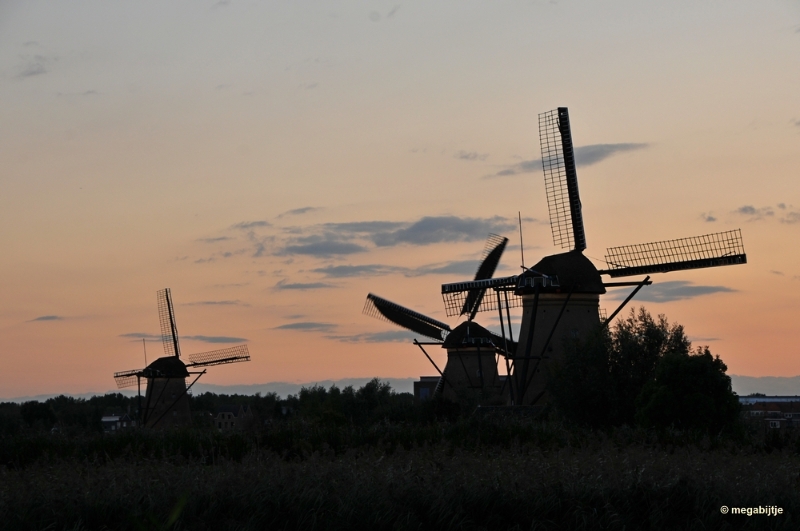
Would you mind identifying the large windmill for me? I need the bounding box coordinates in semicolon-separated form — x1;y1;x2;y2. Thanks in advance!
363;235;517;404
441;107;747;406
113;288;251;429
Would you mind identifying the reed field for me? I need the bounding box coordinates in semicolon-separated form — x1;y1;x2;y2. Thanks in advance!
2;410;800;531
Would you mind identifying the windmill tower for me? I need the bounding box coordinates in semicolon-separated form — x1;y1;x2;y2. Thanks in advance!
441;107;747;406
363;235;516;405
113;288;251;429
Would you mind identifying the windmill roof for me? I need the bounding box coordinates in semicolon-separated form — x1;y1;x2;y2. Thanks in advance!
519;250;605;294
144;356;189;378
442;321;498;350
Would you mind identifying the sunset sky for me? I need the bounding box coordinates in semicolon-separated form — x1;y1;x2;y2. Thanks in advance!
1;0;799;398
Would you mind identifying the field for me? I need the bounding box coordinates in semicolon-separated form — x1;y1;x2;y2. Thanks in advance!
2;406;800;531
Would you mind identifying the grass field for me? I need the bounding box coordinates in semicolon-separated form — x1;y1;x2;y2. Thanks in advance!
2;414;800;530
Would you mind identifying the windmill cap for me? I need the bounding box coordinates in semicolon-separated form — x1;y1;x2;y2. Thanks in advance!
442;321;498;350
518;250;605;295
144;356;190;378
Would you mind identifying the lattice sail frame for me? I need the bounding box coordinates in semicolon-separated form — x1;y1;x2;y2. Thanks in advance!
363;294;451;342
113;369;140;389
157;288;181;358
460;234;509;319
441;276;523;318
600;230;746;278
539;108;586;251
188;344;250;368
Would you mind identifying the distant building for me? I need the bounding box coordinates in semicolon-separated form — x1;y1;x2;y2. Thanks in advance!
414;376;440;402
739;396;800;432
101;414;136;433
214;405;253;431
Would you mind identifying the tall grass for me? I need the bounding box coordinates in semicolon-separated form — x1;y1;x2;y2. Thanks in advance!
2;417;800;530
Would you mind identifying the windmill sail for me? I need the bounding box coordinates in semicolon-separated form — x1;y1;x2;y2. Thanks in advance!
113;369;141;389
599;230;747;278
187;344;251;368
441;276;523;317
461;234;508;320
157;288;181;358
540;107;586;251
363;294;451;341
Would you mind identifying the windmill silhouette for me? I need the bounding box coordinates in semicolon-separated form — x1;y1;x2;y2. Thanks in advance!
113;288;251;428
441;107;747;406
363;235;517;404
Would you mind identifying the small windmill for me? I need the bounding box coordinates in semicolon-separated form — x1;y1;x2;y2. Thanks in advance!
113;288;251;429
441;107;747;406
363;235;517;404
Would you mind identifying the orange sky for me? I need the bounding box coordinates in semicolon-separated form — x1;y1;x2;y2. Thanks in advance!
1;1;799;398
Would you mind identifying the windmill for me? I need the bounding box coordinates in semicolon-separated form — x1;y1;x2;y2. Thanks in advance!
441;107;747;406
363;235;517;404
113;288;251;429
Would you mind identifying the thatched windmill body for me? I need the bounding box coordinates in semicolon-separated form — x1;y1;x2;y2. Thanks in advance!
441;107;748;406
113;288;251;429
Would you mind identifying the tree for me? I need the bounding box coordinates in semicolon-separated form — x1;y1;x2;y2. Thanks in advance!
635;347;740;434
550;307;693;427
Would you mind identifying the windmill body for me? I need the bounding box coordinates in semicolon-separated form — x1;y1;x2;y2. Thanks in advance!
438;321;506;405
114;288;251;429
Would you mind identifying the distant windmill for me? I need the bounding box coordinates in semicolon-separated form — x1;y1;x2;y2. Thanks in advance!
113;288;250;429
363;235;517;404
441;107;747;406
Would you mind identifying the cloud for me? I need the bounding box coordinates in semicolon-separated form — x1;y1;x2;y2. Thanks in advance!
414;260;480;277
120;333;161;340
700;213;717;222
30;315;63;322
183;335;247;343
487;143;648;178
322;221;406;233
17;54;54;78
274;322;336;332
781;212;800;224
183;300;247;306
274;279;336;290
689;336;721;343
197;236;233;244
330;330;416;343
312;264;408;278
455;150;488;161
770;270;784;276
371;216;516;246
282;240;367;256
387;5;400;18
278;207;321;218
607;280;736;303
734;205;774;221
231;220;271;230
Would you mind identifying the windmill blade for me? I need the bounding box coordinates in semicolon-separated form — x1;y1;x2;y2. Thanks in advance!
539;107;586;251
363;293;451;342
113;369;142;389
460;234;509;320
599;229;747;278
187;344;251;368
157;288;181;358
441;276;522;318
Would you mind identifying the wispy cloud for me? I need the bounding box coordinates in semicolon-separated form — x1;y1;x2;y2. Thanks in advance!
311;264;408;278
282;240;368;256
231;220;271;230
733;204;800;224
455;150;488;161
120;332;161;340
734;205;774;221
700;212;717;222
607;280;736;303
770;270;784;276
197;236;233;244
183;335;247;343
487;143;649;178
371;216;516;246
781;212;800;224
278;207;321;218
17;54;54;78
330;330;415;343
183;300;247;306
29;315;63;322
274;279;336;290
274;322;336;332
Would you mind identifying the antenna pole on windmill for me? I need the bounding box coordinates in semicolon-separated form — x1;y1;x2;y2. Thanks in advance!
518;212;525;269
142;338;147;366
